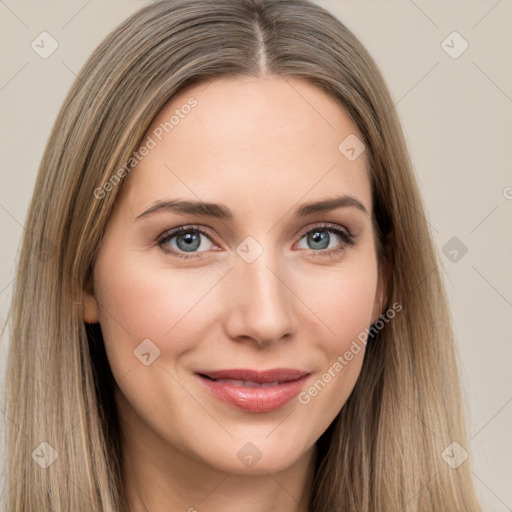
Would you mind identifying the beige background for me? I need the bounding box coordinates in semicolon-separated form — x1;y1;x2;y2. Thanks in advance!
1;1;511;509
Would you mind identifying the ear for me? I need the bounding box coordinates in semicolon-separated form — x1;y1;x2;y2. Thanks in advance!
82;272;100;324
371;233;393;323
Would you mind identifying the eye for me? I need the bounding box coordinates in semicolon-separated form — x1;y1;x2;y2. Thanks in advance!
157;223;355;260
157;226;217;259
295;223;355;257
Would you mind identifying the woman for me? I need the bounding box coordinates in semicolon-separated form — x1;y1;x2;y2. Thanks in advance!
3;0;482;510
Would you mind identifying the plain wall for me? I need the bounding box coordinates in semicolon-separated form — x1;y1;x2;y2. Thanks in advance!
1;1;511;510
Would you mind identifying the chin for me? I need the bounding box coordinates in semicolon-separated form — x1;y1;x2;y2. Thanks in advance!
196;432;315;475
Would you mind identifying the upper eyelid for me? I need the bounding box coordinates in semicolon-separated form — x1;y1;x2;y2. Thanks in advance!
157;225;216;245
296;222;353;239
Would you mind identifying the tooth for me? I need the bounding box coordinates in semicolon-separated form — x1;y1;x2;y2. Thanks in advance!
216;379;244;386
212;378;283;387
260;381;279;387
243;381;260;388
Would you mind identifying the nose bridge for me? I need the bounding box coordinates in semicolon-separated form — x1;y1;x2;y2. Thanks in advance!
223;238;296;344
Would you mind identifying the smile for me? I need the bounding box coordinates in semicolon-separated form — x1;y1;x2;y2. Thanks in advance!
195;368;311;413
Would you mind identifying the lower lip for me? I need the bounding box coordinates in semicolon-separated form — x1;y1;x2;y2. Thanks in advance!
197;374;309;413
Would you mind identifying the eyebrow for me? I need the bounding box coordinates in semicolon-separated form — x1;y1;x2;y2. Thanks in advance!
135;194;369;221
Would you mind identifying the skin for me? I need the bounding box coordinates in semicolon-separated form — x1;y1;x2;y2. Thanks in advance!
84;74;388;512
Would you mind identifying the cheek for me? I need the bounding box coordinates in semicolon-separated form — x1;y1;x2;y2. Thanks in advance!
292;261;378;416
300;259;378;349
93;250;224;374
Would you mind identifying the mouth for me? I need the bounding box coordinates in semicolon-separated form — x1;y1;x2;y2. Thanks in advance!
195;368;310;413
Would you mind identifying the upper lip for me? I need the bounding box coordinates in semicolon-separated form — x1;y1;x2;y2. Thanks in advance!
196;368;309;383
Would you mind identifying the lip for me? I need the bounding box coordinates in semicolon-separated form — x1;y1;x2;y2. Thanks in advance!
195;368;310;413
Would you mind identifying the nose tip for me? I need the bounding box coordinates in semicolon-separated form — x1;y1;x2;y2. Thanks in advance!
222;255;296;348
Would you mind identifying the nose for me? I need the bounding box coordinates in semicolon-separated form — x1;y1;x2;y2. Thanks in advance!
222;249;296;348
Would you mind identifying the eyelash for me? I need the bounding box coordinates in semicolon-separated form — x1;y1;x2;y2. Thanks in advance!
156;223;356;260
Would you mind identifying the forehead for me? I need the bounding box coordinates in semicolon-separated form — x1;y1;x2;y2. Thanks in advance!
117;75;371;218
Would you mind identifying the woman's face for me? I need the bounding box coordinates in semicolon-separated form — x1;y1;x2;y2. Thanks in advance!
85;75;386;475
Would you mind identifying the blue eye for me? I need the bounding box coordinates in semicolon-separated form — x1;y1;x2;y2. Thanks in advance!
157;223;355;260
158;226;215;258
296;224;355;258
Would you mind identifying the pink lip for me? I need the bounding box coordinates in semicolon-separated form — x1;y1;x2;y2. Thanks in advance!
195;368;310;413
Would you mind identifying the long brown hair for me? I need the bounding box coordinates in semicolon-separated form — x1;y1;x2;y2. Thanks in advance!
3;0;481;510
